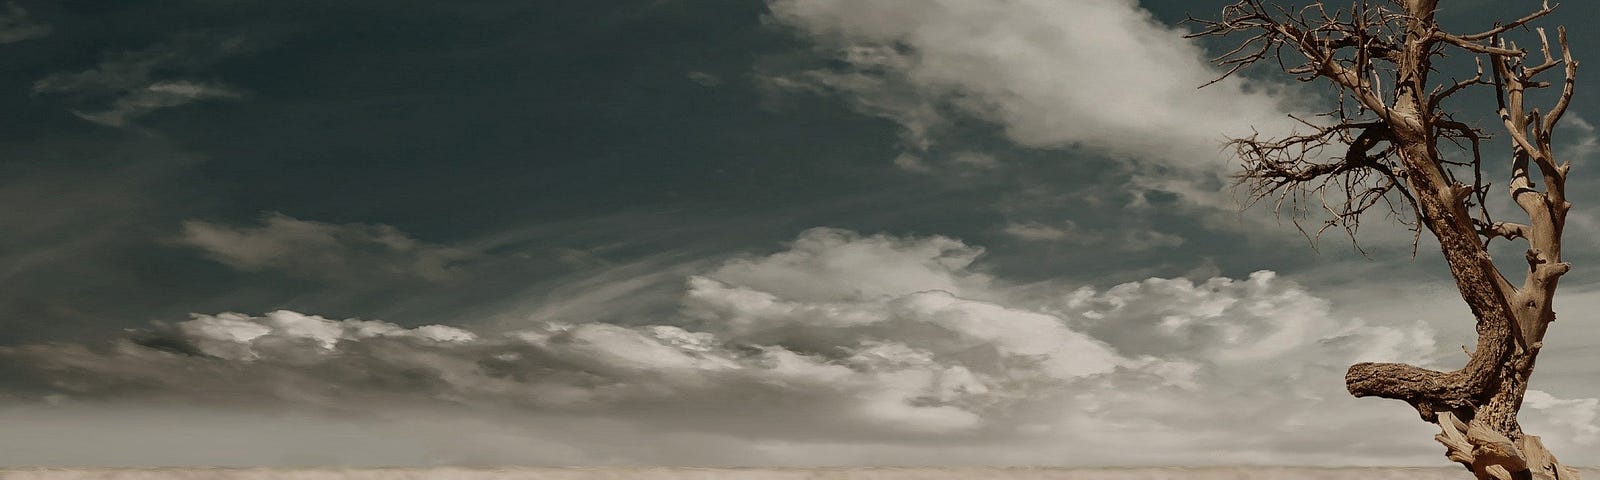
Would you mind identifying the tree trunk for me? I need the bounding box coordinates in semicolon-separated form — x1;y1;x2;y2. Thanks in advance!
1189;1;1581;475
1339;3;1580;478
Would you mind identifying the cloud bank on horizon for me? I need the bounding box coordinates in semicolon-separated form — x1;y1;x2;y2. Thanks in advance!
7;227;1600;466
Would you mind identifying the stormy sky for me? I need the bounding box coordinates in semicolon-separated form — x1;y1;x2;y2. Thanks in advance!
3;0;1600;468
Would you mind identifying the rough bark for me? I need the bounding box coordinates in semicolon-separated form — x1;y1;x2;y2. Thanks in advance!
1191;1;1581;478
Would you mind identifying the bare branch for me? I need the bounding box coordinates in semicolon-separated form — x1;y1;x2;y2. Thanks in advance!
1543;27;1579;134
1435;32;1526;56
1187;0;1393;116
1475;220;1530;242
1458;2;1558;41
1431;58;1487;107
1227;118;1418;246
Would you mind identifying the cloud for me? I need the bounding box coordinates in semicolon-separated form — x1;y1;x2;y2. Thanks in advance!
1551;115;1600;246
5;309;1039;439
0;1;49;44
1522;389;1600;447
756;0;1362;248
892;151;1005;177
33;34;250;127
177;213;471;282
701;228;996;302
1059;271;1438;368
5;227;1595;466
1003;222;1070;242
70;81;243;127
1557;116;1600;163
686;71;724;87
760;0;1297;171
1003;221;1182;251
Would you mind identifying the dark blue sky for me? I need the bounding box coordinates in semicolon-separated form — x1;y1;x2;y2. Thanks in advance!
1;0;1312;341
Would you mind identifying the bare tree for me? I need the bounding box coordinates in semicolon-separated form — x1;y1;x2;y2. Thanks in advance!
1190;1;1581;478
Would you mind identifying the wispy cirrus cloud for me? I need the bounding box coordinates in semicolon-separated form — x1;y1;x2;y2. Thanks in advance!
0;2;49;45
1003;220;1184;252
177;213;472;283
33;34;250;127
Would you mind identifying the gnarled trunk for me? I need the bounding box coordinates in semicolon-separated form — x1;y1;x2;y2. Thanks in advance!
1191;1;1582;478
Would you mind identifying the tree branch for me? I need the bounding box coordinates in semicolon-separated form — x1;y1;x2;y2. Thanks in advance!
1457;1;1558;41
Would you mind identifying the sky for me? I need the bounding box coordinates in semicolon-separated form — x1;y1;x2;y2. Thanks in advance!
3;0;1600;469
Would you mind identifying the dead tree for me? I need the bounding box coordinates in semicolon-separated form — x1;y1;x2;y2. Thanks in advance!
1190;1;1581;478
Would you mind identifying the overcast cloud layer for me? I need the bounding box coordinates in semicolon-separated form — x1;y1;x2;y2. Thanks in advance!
3;0;1600;469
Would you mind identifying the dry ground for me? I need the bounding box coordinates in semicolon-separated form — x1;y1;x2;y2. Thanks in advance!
5;468;1599;480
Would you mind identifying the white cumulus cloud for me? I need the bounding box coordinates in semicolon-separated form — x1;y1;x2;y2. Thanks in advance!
5;227;1595;466
761;0;1299;174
